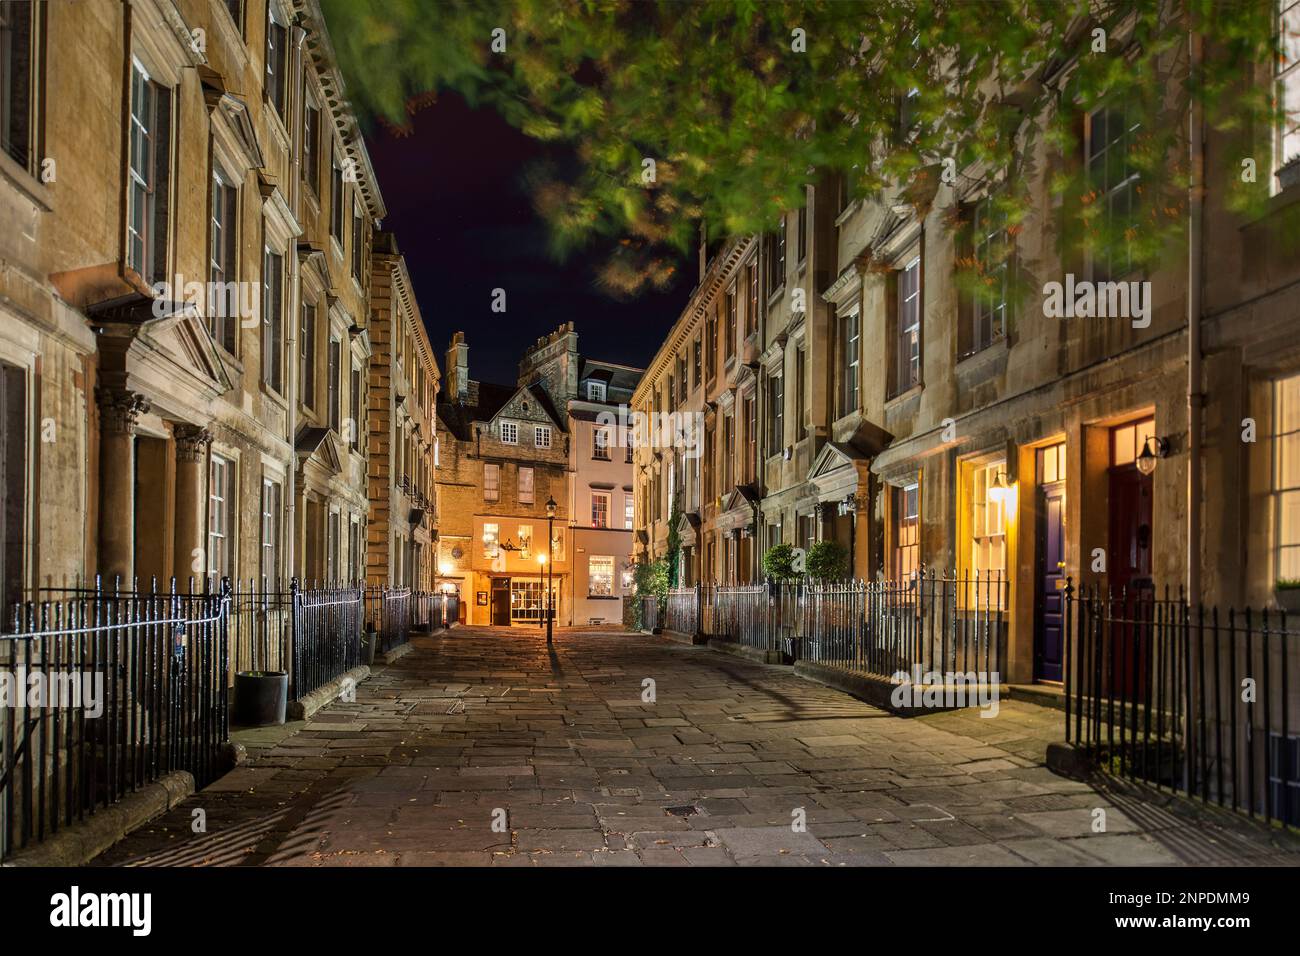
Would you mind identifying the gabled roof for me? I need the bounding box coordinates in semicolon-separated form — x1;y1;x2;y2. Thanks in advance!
437;379;566;443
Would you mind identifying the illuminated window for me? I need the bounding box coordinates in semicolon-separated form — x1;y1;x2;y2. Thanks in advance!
893;482;919;579
591;491;610;528
1275;374;1300;581
482;522;499;558
970;460;1007;577
589;555;614;596
1111;418;1156;467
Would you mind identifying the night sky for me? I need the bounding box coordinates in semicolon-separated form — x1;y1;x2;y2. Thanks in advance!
363;94;691;388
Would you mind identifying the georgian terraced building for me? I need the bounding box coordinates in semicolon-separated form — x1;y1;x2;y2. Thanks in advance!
0;0;412;602
366;231;440;592
634;7;1300;686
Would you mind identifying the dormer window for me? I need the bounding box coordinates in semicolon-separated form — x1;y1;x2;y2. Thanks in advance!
586;381;606;402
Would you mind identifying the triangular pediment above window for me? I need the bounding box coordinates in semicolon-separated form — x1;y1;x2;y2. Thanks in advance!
295;426;342;476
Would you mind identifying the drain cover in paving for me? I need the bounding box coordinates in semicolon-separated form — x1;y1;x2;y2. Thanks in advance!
664;805;700;817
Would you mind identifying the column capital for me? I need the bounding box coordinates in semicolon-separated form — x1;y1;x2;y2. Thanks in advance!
174;424;214;463
96;387;150;436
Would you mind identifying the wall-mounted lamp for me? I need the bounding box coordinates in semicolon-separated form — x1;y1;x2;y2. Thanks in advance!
1136;436;1169;476
987;470;1014;505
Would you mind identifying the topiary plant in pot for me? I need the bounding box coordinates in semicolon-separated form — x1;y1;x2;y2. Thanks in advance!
806;540;850;581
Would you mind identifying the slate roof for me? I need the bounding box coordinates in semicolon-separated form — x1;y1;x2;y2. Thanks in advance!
437;379;566;442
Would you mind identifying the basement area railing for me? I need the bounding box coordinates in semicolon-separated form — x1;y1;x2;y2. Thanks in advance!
1064;582;1300;829
0;576;230;863
648;571;1008;679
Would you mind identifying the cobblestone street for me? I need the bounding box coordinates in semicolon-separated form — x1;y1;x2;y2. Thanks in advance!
94;626;1300;867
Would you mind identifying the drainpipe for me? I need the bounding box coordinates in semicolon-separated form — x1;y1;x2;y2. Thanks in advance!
1187;28;1204;600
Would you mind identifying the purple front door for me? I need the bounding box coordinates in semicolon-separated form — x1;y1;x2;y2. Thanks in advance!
1035;483;1066;681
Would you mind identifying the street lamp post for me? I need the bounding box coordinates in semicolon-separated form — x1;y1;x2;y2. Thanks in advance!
546;496;557;645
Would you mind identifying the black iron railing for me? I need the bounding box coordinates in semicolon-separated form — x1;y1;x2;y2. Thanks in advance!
411;590;460;632
801;572;1008;678
291;582;363;700
664;587;699;636
640;594;660;632
677;572;1007;677
1064;582;1300;828
365;586;412;653
0;576;230;862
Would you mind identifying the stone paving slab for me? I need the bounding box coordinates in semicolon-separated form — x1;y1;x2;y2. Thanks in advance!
91;626;1300;867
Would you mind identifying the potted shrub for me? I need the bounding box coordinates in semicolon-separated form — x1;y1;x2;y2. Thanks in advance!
1275;579;1300;613
762;544;801;658
806;540;850;581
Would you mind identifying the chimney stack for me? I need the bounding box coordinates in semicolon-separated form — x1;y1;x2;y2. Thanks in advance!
445;332;469;402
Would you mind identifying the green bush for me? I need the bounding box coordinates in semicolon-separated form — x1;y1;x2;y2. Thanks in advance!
632;558;670;629
806;541;849;580
762;543;798;581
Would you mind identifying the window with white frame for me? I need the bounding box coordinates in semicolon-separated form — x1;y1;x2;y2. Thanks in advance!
482;522;499;559
262;247;284;393
535;425;551;448
208;453;235;578
593;426;611;461
588;555;614;596
500;420;518;445
327;510;341;581
894;255;921;395
518;524;533;558
586;381;606;402
591;491;610;528
893;482;919;579
518;466;534;505
970;460;1008;577
1276;1;1300;191
209;171;238;352
1275;373;1300;582
484;462;500;502
624;494;634;529
260;475;282;583
127;61;171;285
839;307;860;416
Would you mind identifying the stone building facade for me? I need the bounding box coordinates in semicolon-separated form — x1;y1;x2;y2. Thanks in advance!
435;323;641;626
633;11;1300;688
366;232;439;591
0;0;391;609
435;331;571;626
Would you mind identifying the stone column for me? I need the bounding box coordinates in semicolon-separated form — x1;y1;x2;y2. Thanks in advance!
174;424;213;586
97;387;150;585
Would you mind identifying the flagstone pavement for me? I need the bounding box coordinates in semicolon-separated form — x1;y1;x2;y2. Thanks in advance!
91;625;1300;867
